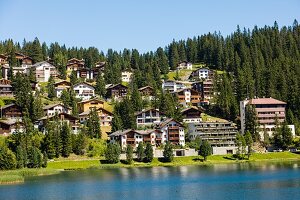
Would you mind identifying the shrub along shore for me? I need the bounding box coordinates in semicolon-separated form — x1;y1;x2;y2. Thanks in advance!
1;152;300;185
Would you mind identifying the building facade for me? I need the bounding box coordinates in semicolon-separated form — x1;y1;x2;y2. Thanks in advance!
135;108;164;127
32;61;58;82
73;82;95;100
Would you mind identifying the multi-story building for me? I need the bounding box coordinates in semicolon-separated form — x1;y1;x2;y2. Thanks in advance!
202;79;214;102
66;58;84;71
77;98;104;113
0;78;13;96
0;104;23;119
54;80;71;98
109;118;185;149
31;61;58;82
162;80;186;93
43;103;71;117
138;86;154;100
190;68;214;80
135;108;164;127
73;82;95;100
240;97;295;139
181;107;203;123
0;119;24;135
106;84;128;100
188;121;238;155
172;88;201;107
177;61;192;70
121;71;133;83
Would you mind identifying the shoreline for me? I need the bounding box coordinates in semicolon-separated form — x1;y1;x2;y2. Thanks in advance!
1;152;300;185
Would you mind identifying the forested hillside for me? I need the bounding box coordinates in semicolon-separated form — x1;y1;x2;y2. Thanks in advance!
1;20;300;127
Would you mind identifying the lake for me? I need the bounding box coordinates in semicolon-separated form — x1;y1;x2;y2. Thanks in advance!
0;162;300;200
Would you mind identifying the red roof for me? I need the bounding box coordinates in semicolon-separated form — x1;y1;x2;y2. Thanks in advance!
249;97;286;105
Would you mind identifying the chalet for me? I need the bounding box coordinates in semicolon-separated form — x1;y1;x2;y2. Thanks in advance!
30;80;39;92
109;129;162;150
172;88;201;107
31;61;58;82
181;107;203;123
190;68;214;80
162;80;186;93
54;80;71;97
0;78;13;96
43;103;71;117
79;107;113;125
0;104;23;119
66;58;85;71
158;118;185;146
95;61;106;72
0;54;8;66
0;119;24;135
37;113;80;134
77;98;104;113
138;86;154;99
1;53;33;79
121;71;133;83
135;108;164;127
177;61;192;70
76;68;95;80
106;84;128;100
73;82;95;100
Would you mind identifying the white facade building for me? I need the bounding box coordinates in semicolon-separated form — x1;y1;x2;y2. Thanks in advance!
121;71;133;83
73;82;95;100
43;103;71;117
162;80;186;93
31;61;57;82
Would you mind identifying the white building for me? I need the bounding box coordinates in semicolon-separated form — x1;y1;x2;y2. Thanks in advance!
121;71;133;83
54;80;71;98
43;103;71;117
159;118;185;147
177;61;193;70
190;68;213;80
31;61;58;82
135;108;164;127
162;80;186;93
73;82;95;100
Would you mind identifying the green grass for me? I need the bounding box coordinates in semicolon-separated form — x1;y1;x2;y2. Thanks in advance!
46;152;300;170
0;168;59;184
47;159;100;169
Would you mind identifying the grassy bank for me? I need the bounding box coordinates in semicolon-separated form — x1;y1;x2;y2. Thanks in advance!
0;168;60;185
46;152;300;170
2;152;299;185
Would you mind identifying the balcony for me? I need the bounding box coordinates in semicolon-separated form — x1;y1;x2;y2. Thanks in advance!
168;126;179;129
126;138;135;142
169;137;179;141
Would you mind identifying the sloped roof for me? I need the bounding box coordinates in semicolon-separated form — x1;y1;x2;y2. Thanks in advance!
78;98;104;105
43;103;69;110
249;97;286;105
1;103;17;110
106;83;128;90
32;61;54;68
73;82;95;89
54;80;71;87
39;112;78;120
138;85;153;91
159;118;183;128
79;107;113;116
181;106;205;114
134;108;163;116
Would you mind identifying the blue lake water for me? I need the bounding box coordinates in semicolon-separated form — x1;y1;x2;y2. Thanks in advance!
0;162;300;200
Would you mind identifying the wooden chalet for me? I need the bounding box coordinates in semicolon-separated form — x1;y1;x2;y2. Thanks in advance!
138;86;154;97
181;107;204;123
0;104;23;119
0;78;13;96
66;58;85;71
54;80;71;97
78;98;105;113
0;54;8;66
106;84;128;100
173;88;202;107
14;52;33;65
0;119;24;135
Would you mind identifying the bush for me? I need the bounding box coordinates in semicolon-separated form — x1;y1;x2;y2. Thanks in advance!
0;146;17;170
199;140;212;161
87;139;106;157
105;143;121;164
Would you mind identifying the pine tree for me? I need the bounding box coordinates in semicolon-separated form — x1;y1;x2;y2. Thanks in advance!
70;70;78;85
47;76;55;99
163;141;174;162
86;108;101;139
244;131;253;159
60;122;72;157
136;142;144;162
144;143;153;162
12;73;32;111
30;37;43;63
111;112;123;132
95;74;106;97
130;82;143;111
199;140;212;161
105;143;121;164
126;145;133;164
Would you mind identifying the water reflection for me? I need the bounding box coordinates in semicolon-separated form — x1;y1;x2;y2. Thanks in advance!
0;161;300;200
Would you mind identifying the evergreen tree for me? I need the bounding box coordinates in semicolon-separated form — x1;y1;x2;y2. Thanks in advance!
70;70;79;85
244;131;253;159
95;74;106;97
144;143;153;162
245;105;259;141
16;145;27;169
47;76;55;99
130;82;143;111
86;108;101;138
60;122;72;157
111;111;123;132
30;92;44;122
105;143;121;164
60;89;71;106
199;140;212;161
136;142;144;162
73;131;87;155
30;37;43;63
163;141;174;162
281;122;293;150
27;146;42;168
0;146;17;170
12;73;32;111
126;145;133;164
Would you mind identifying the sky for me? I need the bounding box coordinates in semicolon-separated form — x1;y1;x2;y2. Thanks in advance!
0;0;299;53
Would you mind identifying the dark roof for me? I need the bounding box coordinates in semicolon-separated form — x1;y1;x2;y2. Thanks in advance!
159;118;183;128
138;86;153;91
78;98;104;104
106;83;128;90
39;112;78;120
79;107;113;116
181;107;204;114
1;103;17;110
43;103;69;110
73;82;95;89
54;80;71;87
